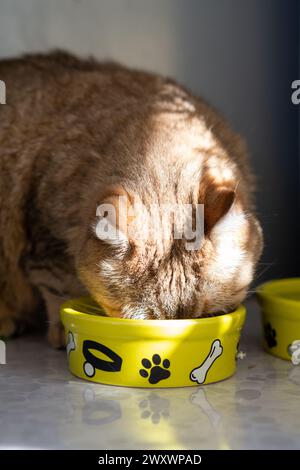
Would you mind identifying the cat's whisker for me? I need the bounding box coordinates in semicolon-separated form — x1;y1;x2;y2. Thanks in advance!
254;262;275;282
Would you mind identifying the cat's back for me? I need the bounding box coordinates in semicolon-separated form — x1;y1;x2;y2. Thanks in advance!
0;52;170;236
0;51;161;188
0;50;163;116
0;51;252;204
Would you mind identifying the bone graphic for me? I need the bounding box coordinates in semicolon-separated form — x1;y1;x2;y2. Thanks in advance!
288;340;300;365
66;331;76;356
190;339;223;384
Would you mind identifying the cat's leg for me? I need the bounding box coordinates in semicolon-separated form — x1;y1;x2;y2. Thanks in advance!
29;264;86;348
0;269;40;338
29;269;68;348
41;288;67;349
0;301;18;338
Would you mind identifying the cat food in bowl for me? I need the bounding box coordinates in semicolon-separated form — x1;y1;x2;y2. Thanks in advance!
61;297;246;388
256;278;300;364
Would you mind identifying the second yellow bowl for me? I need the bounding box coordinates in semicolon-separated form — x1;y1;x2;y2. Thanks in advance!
256;278;300;363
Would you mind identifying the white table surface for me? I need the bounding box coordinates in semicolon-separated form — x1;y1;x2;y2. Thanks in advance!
0;297;299;450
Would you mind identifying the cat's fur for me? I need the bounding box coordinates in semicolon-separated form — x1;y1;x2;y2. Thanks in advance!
0;51;263;347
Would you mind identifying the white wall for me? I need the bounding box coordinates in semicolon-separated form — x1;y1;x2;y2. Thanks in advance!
0;0;298;278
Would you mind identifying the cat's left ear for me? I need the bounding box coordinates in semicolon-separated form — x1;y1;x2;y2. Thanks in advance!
204;185;235;234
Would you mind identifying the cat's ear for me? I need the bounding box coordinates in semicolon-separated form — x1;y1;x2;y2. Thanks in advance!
203;185;235;234
93;185;132;257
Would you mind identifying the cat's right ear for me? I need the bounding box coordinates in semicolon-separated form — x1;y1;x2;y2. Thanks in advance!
203;185;236;234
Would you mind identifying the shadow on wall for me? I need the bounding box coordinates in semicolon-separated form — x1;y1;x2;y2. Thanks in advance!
174;0;299;282
0;0;298;280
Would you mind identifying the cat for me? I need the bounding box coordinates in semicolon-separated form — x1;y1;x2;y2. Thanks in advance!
0;51;263;348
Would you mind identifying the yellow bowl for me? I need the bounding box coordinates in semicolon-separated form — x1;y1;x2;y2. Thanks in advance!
60;297;246;388
256;278;300;363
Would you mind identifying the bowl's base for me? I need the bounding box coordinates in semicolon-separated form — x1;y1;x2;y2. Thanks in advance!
263;345;292;362
68;368;236;388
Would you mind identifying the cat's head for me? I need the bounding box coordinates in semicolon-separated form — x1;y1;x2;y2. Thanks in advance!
77;180;263;319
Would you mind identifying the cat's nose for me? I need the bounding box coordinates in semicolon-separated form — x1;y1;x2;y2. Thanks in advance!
174;304;202;319
152;306;194;319
174;306;186;319
161;305;191;319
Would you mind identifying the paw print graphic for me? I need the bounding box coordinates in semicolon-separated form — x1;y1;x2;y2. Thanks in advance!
139;354;171;384
139;392;170;424
264;322;277;348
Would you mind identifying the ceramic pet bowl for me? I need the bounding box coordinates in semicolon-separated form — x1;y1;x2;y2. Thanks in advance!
61;297;246;388
256;278;300;364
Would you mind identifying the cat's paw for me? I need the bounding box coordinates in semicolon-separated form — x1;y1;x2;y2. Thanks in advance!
47;322;66;349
